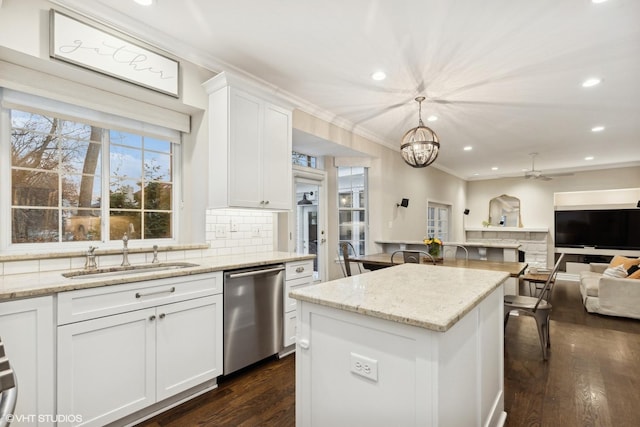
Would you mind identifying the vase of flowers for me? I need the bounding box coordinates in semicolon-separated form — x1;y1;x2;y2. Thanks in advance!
423;236;443;259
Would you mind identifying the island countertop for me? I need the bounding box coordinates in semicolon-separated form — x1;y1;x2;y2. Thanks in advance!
290;263;509;332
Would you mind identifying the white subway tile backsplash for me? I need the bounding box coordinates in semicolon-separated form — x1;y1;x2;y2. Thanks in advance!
205;208;274;255
4;260;40;275
39;258;71;272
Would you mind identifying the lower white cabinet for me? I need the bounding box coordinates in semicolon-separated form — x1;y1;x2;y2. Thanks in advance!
283;260;314;348
56;273;223;427
0;296;55;427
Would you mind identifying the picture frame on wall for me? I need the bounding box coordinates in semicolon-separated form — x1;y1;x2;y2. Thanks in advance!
49;9;180;98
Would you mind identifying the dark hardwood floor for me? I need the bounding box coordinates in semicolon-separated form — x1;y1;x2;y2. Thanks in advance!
137;280;640;427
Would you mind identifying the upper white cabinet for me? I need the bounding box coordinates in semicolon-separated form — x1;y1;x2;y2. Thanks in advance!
204;71;293;210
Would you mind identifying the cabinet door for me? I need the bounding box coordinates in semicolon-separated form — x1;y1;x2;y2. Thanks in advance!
283;310;298;348
262;102;292;210
229;88;263;208
156;295;223;401
57;308;156;427
0;297;55;427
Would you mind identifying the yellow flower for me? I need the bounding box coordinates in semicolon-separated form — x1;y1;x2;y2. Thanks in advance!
423;237;443;245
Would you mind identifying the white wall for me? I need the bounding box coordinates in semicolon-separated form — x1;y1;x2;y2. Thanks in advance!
467;166;640;264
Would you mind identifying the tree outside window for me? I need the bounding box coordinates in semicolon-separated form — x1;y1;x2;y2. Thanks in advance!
10;109;174;244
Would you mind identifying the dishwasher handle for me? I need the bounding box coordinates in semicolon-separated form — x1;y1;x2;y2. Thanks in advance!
228;265;285;279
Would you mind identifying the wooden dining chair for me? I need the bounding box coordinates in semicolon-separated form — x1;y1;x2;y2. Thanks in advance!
504;253;565;360
390;250;436;265
338;242;362;277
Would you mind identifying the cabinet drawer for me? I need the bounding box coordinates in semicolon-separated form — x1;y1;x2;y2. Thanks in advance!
285;276;313;313
286;260;314;280
58;272;222;325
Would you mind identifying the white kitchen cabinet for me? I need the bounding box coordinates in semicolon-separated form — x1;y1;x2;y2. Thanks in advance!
56;273;223;427
203;71;293;210
283;260;314;348
0;296;55;427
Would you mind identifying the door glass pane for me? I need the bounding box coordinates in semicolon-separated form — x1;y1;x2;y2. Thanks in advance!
296;182;320;279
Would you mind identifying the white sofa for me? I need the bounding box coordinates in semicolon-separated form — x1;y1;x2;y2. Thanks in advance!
579;263;640;320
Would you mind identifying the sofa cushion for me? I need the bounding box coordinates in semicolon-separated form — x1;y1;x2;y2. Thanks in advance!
628;269;640;280
603;264;629;278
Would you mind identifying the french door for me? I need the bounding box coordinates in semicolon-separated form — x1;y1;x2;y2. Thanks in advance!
293;168;327;282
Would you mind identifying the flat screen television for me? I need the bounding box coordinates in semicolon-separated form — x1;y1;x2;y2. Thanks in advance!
554;209;640;250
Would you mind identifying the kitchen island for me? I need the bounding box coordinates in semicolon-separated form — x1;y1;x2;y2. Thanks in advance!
291;263;509;427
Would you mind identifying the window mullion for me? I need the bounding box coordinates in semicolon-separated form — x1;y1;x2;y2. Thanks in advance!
102;128;110;242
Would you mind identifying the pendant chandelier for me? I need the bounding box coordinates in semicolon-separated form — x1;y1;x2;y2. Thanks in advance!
400;96;440;168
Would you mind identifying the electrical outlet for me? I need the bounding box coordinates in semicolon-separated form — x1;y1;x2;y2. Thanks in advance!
350;352;378;381
252;226;261;237
215;225;227;238
230;222;238;232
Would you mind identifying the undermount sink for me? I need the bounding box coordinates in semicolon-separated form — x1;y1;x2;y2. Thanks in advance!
62;262;200;279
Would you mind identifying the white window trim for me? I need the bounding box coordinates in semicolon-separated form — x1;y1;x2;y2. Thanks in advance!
1;89;182;253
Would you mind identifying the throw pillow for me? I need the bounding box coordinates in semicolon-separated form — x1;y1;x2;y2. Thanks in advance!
628;264;640;279
609;255;640;271
603;264;629;278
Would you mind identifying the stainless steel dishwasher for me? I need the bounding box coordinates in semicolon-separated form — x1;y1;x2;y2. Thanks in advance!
223;264;284;374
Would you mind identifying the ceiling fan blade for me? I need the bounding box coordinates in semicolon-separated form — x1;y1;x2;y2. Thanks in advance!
545;172;575;177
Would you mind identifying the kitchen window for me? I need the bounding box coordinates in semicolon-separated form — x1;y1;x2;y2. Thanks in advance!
4;95;179;247
337;166;367;256
292;151;317;168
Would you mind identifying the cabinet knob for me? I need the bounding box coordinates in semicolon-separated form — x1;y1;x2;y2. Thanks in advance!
159;313;166;319
298;339;310;350
149;315;156;321
296;266;304;273
264;200;269;205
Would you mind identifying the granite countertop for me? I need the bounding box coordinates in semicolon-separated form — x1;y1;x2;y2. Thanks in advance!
375;240;521;249
0;251;314;301
290;263;508;332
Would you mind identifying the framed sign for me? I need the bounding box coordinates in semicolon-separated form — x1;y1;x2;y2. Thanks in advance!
50;10;180;98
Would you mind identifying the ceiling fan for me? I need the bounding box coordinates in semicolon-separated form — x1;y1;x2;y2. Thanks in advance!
524;153;574;181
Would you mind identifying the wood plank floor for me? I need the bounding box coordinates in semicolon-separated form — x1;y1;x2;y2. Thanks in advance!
137;280;640;427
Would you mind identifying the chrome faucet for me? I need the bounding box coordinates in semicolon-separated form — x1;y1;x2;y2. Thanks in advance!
85;246;98;270
151;245;159;264
121;233;131;267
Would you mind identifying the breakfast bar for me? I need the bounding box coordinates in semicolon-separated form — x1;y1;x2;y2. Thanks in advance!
291;263;510;427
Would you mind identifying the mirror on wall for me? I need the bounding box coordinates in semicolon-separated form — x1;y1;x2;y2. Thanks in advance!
488;194;522;227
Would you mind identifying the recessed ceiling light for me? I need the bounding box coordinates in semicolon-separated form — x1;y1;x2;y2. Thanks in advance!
473;173;479;176
371;71;386;81
591;126;605;132
134;0;154;6
592;0;608;4
491;167;498;171
426;115;438;122
463;146;472;151
585;156;595;160
582;77;602;88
